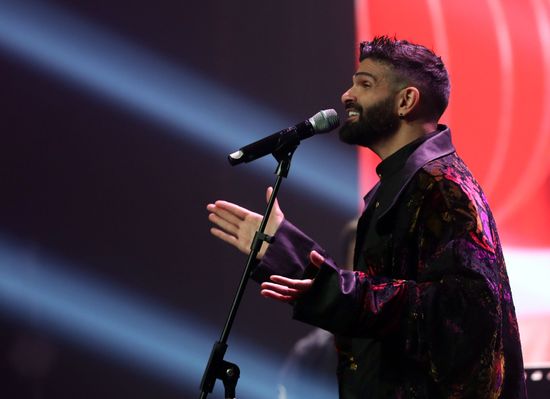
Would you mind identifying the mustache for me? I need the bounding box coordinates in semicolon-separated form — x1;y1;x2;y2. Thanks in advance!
344;101;363;113
344;103;363;122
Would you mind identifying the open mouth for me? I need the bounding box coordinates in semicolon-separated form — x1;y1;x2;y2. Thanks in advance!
346;109;361;121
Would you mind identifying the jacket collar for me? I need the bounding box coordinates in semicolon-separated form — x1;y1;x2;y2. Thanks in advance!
363;125;456;220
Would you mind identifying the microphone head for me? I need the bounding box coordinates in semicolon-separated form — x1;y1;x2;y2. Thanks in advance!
308;109;340;133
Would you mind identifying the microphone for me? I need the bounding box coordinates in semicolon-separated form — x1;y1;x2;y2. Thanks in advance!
228;109;340;165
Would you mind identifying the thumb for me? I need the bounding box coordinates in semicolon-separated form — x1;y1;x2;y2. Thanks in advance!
266;186;282;212
309;250;325;268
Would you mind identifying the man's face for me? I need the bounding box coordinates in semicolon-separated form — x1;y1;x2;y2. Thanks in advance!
339;59;401;148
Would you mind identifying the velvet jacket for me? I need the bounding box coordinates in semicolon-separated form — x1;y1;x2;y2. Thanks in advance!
253;127;526;398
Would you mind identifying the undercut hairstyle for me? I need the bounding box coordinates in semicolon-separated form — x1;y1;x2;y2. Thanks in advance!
359;36;450;121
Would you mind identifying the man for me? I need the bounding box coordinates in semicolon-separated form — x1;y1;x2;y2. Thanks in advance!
207;36;526;398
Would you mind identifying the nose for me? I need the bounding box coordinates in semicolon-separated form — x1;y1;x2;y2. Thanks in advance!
341;87;355;104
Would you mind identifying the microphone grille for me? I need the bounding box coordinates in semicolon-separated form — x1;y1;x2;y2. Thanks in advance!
309;109;340;133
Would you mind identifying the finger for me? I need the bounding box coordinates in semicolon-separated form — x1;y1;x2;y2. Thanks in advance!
309;250;325;268
213;200;250;220
260;289;294;303
209;227;239;247
269;275;314;290
208;212;239;235
265;186;273;203
265;186;282;213
261;281;302;297
208;204;246;227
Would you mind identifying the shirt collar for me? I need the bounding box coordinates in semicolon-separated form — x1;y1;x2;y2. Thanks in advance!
362;125;456;217
375;130;439;180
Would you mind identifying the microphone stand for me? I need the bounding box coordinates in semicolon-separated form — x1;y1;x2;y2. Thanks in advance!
198;142;299;399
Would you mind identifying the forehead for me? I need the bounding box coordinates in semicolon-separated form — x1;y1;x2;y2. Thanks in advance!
354;58;393;83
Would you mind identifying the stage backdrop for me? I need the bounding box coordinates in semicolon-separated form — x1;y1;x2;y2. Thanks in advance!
356;0;550;366
0;1;549;399
0;1;357;398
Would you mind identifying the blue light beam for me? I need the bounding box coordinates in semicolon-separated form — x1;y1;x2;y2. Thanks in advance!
0;0;358;212
0;237;337;398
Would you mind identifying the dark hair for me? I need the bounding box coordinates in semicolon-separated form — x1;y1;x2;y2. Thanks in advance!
359;36;450;121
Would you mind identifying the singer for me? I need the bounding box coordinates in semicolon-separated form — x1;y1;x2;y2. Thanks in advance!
207;36;526;398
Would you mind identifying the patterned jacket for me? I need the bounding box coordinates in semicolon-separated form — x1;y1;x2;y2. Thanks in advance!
254;128;526;398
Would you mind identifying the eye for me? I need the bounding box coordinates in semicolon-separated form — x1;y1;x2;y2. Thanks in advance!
360;81;371;88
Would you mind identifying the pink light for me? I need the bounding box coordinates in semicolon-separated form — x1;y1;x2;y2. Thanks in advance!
354;0;550;363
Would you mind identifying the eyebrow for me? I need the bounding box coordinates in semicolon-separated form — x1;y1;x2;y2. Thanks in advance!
353;71;378;81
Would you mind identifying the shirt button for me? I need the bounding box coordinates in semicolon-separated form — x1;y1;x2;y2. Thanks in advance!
375;201;380;208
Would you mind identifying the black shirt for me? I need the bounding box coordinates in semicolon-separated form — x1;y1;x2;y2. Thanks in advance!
340;131;438;399
356;131;438;272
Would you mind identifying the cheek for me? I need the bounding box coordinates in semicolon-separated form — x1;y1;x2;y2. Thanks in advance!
357;93;383;109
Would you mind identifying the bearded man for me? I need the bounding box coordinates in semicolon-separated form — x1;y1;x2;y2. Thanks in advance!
207;36;526;398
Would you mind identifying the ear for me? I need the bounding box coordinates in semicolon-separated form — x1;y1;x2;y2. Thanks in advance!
396;86;420;118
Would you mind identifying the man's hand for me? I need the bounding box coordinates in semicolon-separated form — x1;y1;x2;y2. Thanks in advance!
206;187;284;259
260;250;325;303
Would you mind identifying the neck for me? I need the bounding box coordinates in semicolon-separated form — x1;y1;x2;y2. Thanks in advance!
370;121;438;160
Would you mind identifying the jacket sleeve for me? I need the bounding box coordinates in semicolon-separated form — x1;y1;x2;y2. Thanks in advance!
251;219;329;283
292;174;505;395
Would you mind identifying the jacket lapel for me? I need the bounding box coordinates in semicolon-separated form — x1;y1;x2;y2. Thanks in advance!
376;126;456;221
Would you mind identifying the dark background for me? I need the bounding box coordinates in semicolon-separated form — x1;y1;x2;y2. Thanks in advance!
0;1;357;398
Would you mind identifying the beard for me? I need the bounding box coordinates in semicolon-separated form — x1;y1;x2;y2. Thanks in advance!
339;94;401;148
